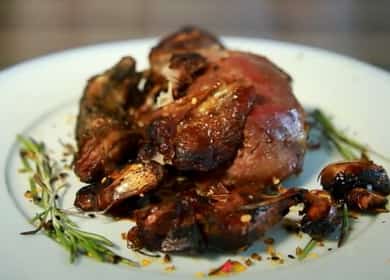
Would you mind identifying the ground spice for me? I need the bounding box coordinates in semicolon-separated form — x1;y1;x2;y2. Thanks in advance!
250;253;262;261
163;254;171;263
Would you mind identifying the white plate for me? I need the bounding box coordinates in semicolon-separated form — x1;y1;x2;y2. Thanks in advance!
1;38;390;280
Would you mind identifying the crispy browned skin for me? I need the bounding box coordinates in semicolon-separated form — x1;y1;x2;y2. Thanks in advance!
149;26;224;74
146;49;306;186
148;82;258;171
74;57;144;183
128;187;304;252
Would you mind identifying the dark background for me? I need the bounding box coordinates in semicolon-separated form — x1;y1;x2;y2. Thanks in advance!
1;0;389;70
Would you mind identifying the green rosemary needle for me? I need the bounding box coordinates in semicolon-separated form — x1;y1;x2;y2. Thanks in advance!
17;135;139;267
300;109;375;260
310;109;390;162
298;239;317;261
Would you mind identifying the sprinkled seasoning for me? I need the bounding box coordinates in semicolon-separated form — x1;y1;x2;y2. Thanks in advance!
164;265;175;272
307;253;319;259
141;259;152;267
266;245;276;257
240;214;252;223
250;253;262;261
268;254;285;265
163;254;171;263
24;190;33;199
296;246;303;256
244;258;253;266
194;272;205;278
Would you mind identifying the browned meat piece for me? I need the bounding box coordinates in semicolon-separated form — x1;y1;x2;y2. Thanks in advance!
149;26;224;73
74;161;164;212
74;57;143;182
74;118;139;183
146;50;305;186
128;187;304;252
165;52;208;99
216;52;305;187
149;82;257;170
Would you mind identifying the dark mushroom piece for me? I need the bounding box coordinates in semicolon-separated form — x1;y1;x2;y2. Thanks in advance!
319;160;389;211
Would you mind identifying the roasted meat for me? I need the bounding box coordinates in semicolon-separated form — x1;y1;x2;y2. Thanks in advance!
149;26;224;74
128;187;304;253
74;57;143;183
146;50;305;185
74;27;309;253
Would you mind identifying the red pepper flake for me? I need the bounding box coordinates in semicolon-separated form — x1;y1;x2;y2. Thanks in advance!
208;259;246;276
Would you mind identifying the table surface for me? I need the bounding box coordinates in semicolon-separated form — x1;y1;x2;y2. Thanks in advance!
1;0;390;71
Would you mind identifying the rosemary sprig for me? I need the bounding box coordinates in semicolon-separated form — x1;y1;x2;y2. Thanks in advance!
298;239;317;261
309;109;390;249
300;109;378;260
310;109;390;162
17;135;139;267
